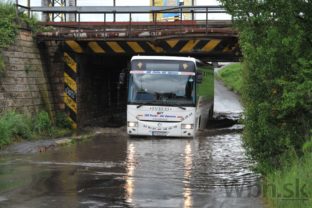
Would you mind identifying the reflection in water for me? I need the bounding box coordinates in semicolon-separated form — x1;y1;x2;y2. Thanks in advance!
183;141;193;208
125;142;136;205
0;132;263;208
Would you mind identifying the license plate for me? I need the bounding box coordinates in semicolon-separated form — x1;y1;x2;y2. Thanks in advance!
152;131;168;136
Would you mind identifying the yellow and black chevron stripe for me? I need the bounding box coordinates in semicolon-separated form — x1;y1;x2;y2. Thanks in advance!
64;52;78;129
64;38;240;55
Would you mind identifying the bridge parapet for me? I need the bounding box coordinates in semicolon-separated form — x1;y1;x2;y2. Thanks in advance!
15;3;236;39
14;4;240;60
36;20;235;41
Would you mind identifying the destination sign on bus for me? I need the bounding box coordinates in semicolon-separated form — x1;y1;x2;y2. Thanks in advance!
131;60;195;72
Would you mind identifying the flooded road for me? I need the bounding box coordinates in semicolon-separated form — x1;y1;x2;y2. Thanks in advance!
0;80;264;208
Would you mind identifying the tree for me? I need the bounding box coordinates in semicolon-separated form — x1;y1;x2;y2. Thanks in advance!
219;0;312;171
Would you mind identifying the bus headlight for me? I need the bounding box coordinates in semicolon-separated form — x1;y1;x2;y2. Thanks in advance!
181;124;194;129
128;121;138;127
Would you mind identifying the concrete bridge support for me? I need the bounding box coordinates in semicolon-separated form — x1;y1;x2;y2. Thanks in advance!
62;52;128;128
38;41;129;128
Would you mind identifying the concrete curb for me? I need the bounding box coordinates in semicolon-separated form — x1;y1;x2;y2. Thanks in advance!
1;127;125;155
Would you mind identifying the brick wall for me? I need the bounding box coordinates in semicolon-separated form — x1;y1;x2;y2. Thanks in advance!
0;29;54;116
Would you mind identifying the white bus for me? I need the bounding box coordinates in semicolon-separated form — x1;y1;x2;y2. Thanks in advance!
126;56;213;137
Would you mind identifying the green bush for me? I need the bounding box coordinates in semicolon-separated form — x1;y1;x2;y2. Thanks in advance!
0;110;73;147
0;55;5;76
0;111;32;146
55;112;72;129
0;1;18;48
33;111;52;135
303;132;312;154
20;13;40;33
0;1;40;49
0;119;12;145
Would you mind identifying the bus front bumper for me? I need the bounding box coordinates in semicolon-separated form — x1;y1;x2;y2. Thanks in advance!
127;121;195;137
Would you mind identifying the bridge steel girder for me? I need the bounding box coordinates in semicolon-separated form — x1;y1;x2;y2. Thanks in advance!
63;37;241;62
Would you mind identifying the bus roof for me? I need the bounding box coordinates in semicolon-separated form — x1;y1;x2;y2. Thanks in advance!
131;56;196;63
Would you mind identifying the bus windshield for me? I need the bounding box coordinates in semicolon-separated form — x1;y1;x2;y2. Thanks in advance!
128;60;196;106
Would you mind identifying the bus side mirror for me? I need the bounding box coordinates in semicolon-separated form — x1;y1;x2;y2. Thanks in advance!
196;71;203;84
119;72;126;85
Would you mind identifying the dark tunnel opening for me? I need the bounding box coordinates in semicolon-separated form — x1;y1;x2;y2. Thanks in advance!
78;54;130;127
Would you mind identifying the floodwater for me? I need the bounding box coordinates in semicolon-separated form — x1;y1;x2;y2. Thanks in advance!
0;80;264;208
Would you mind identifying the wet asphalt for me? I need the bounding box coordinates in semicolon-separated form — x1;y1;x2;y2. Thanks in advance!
0;79;265;208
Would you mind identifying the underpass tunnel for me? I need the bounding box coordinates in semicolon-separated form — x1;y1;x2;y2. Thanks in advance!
61;38;240;129
78;54;130;127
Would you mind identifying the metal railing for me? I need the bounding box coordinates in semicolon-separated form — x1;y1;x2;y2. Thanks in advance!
15;1;234;40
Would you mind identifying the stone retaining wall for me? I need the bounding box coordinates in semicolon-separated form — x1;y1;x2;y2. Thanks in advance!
38;41;64;114
0;29;54;116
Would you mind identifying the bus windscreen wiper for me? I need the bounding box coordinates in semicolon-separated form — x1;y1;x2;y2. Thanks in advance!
136;102;186;110
163;101;187;110
176;105;186;110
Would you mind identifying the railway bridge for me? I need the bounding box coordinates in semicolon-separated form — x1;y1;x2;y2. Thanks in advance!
16;2;240;128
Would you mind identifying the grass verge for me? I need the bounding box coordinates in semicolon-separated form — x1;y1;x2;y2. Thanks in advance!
217;63;243;94
265;153;312;207
197;65;214;100
0;110;73;148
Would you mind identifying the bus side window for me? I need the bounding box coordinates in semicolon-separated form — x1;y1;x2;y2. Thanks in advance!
196;71;203;84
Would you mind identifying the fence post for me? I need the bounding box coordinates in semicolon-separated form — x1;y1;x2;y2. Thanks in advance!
78;13;81;39
206;7;208;34
180;7;183;35
192;0;195;21
113;0;116;22
129;13;132;38
103;13;106;39
27;0;30;18
154;12;157;38
15;0;19;19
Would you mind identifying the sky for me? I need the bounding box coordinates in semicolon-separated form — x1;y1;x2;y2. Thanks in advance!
10;0;230;21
